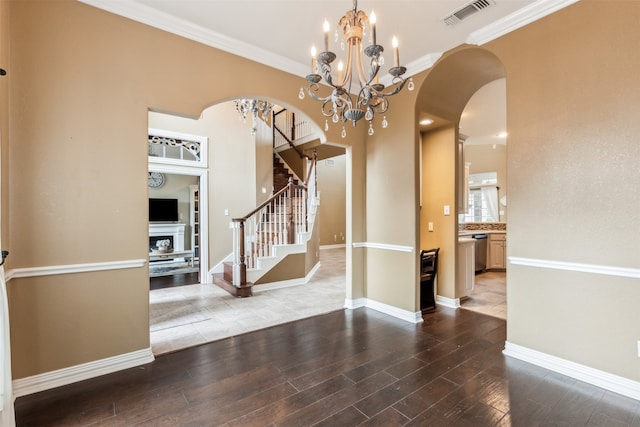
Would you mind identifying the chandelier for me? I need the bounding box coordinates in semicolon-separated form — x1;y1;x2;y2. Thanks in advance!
234;99;273;135
298;0;414;138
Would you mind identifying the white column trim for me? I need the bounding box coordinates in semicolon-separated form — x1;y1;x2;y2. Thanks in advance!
5;259;147;281
352;242;414;253
12;347;155;398
509;257;640;279
435;295;461;309
504;341;640;401
344;298;422;324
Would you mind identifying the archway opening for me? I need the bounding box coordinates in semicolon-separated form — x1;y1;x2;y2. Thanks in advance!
416;47;506;312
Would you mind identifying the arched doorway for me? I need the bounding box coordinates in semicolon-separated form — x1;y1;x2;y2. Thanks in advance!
416;47;506;311
147;100;349;354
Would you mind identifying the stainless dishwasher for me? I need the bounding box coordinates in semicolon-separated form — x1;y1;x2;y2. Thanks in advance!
472;234;487;273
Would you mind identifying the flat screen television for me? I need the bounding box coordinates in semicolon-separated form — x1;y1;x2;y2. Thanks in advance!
149;198;179;222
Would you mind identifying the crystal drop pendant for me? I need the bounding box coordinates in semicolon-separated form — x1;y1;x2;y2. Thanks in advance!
332;113;339;123
341;127;347;138
382;116;388;128
365;108;373;121
407;78;415;91
368;122;375;136
324;120;329;131
298;88;305;99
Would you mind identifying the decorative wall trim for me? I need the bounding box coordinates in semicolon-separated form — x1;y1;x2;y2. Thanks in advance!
344;298;366;310
253;262;321;293
435;295;461;309
509;257;640;279
345;298;422;324
504;342;640;402
352;242;414;253
467;0;581;46
12;347;155;398
78;0;308;78
320;244;346;250
6;259;147;281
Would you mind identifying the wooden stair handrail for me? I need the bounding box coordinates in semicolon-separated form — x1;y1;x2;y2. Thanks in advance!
228;140;318;292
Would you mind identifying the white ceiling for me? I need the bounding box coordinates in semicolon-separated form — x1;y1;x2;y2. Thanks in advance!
78;0;576;144
460;77;506;145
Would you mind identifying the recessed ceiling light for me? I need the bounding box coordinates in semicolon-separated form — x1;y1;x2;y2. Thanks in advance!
420;118;434;126
497;131;508;138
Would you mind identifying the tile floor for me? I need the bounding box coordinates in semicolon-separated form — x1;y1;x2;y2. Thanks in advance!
150;247;507;355
460;270;507;319
150;247;347;355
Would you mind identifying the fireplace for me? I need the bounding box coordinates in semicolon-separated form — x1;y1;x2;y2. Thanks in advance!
148;223;185;252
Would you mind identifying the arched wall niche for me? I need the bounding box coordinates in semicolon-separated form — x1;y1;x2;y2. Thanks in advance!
416;46;505;302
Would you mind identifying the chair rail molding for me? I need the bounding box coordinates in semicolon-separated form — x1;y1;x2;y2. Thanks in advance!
509;257;640;279
352;242;414;253
5;259;147;281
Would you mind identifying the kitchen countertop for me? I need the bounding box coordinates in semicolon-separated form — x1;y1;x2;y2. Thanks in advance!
458;230;506;236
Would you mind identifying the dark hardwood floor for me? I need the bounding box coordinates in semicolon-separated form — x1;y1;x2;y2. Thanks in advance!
15;307;640;426
150;272;199;291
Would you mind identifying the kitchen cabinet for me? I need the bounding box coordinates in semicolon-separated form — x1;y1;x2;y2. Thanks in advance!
487;233;506;270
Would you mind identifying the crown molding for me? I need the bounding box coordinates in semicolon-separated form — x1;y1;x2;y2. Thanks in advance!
79;0;579;81
467;0;581;46
77;0;308;78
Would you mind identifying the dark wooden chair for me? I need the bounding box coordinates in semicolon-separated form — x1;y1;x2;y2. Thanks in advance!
420;248;440;313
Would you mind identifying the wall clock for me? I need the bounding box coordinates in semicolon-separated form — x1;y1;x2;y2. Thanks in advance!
148;171;165;188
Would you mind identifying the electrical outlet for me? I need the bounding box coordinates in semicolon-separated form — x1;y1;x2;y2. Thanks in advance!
224;209;229;216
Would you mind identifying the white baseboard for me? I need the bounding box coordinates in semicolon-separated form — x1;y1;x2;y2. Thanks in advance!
344;298;422;323
436;295;460;308
344;297;366;309
252;262;321;293
12;347;155;398
320;244;346;250
503;341;640;401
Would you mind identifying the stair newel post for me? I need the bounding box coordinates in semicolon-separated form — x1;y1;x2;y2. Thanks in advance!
287;177;295;244
237;219;247;286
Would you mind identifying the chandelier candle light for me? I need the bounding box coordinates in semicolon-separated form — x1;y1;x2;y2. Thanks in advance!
234;99;274;135
299;0;414;138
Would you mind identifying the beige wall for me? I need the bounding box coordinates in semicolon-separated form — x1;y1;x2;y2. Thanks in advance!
484;0;640;379
5;0;362;379
5;0;640;388
420;126;458;299
0;0;8;250
317;155;346;246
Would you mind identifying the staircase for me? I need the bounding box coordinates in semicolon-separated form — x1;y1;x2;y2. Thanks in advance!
273;154;299;192
213;109;319;297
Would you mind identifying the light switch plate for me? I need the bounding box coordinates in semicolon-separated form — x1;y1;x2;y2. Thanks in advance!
444;205;450;215
428;222;434;232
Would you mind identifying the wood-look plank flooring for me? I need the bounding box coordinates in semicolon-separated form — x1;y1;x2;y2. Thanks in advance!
15;307;640;426
150;272;200;291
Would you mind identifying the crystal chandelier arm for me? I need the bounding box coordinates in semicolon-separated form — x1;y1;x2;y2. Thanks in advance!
318;61;336;88
376;76;407;97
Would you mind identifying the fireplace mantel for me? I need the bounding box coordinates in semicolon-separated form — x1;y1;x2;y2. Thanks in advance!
149;223;185;251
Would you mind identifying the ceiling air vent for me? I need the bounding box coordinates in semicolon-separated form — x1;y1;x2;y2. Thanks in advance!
442;0;496;27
